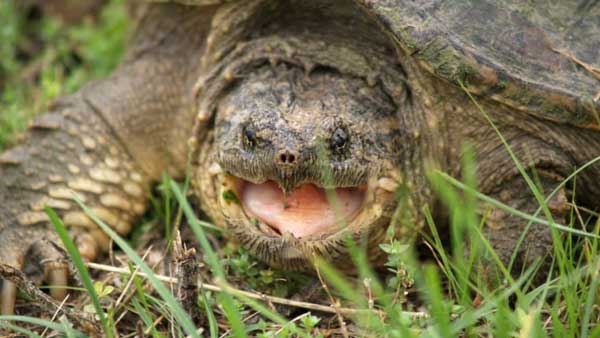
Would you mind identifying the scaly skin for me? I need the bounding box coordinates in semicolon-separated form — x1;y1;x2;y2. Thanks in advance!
0;3;216;314
196;64;411;270
2;0;600;316
192;0;600;277
0;93;150;314
190;0;435;271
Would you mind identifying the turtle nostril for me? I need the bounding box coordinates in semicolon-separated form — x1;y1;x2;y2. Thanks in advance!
277;150;298;165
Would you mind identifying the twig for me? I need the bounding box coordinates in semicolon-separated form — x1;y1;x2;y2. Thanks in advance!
275;312;311;335
86;262;429;319
571;203;587;232
115;246;153;308
313;262;349;338
0;264;100;334
549;46;600;104
566;202;599;218
551;48;600;81
219;311;261;338
173;231;202;325
41;294;70;337
113;247;155;327
363;278;374;310
135;320;144;338
145;315;165;336
185;328;205;338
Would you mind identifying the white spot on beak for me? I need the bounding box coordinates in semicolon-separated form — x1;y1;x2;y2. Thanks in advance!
377;177;398;192
208;162;223;175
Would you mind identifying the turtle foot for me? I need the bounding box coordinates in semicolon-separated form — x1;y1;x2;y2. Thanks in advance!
0;228;71;315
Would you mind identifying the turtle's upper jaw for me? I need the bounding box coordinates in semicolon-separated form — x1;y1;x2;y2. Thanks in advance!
229;176;368;238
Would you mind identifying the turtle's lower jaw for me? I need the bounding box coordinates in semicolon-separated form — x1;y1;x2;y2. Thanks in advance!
217;173;395;269
210;167;396;271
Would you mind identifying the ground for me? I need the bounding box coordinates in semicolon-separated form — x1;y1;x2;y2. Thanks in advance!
0;1;599;337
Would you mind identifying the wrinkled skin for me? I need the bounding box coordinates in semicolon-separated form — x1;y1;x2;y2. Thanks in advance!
196;65;405;270
2;0;600;316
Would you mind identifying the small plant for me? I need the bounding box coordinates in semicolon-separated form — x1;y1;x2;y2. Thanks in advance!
380;240;414;304
82;281;114;318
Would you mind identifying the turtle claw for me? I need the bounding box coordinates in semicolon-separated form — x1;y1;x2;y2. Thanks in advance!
0;261;69;316
0;280;17;315
47;265;69;301
0;228;71;314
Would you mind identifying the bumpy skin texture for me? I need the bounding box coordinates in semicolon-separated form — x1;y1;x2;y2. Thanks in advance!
0;3;217;314
196;65;410;270
2;0;600;314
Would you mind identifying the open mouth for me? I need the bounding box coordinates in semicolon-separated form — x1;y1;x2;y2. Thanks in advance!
225;177;368;238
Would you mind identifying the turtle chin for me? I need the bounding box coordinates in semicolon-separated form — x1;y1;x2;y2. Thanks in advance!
216;173;395;270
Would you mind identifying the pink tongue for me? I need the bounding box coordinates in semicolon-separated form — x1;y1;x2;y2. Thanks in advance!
241;181;364;238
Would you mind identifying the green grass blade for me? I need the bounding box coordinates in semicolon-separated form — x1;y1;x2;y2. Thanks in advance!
510;156;600;271
589;323;600;338
313;257;367;308
72;199;201;338
580;257;600;338
346;232;407;302
436;172;600;239
131;298;164;338
311;257;389;335
128;264;164;338
422;264;452;337
45;207;112;338
217;293;246;338
60;317;78;338
0;323;42;337
421;205;460;297
173;169;381;337
222;288;313;338
458;81;555;225
169;179;246;338
201;290;218;338
448;269;532;335
0;315;85;337
458;81;576;297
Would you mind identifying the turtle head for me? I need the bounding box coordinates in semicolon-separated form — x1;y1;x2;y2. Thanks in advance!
196;64;408;270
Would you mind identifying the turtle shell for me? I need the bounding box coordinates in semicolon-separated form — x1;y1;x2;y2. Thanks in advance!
150;0;600;127
359;0;600;128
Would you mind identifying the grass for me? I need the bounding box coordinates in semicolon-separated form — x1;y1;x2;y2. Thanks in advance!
1;1;600;337
46;207;113;337
0;0;126;151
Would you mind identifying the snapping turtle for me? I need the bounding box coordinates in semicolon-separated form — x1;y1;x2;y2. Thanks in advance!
2;0;600;315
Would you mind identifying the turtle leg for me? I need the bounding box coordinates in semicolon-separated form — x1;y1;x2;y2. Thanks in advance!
0;3;216;314
0;228;70;314
474;169;570;284
0;95;152;314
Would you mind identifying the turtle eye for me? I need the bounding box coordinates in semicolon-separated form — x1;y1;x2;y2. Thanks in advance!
331;127;348;150
243;124;258;148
